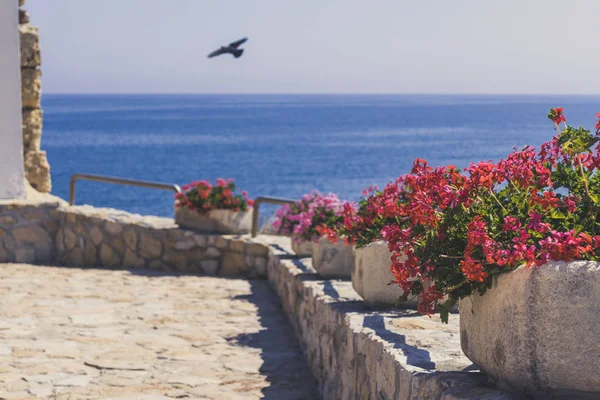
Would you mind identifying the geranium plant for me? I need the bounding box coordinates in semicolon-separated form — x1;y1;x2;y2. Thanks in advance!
324;185;407;247
175;178;253;214
383;108;600;322
274;191;347;242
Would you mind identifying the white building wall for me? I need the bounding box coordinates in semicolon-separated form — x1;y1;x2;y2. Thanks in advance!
0;0;25;199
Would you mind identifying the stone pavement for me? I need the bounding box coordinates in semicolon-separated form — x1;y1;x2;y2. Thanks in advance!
0;264;319;399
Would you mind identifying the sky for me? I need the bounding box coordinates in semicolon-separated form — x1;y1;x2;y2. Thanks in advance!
26;0;600;94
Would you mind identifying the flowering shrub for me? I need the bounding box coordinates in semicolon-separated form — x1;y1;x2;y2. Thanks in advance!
383;108;600;322
273;192;347;242
175;178;253;214
324;185;407;247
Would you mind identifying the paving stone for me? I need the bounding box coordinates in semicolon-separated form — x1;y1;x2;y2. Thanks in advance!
83;240;97;265
0;263;318;399
105;221;123;235
139;233;162;258
70;313;116;326
200;260;219;274
0;343;12;356
11;225;50;244
0;216;17;225
89;226;103;245
123;228;137;250
220;252;246;276
63;227;77;250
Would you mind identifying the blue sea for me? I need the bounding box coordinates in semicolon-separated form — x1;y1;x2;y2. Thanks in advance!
43;94;600;218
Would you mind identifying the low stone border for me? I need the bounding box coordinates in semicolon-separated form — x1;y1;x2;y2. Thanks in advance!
55;205;268;277
0;200;268;278
264;238;517;400
0;198;61;264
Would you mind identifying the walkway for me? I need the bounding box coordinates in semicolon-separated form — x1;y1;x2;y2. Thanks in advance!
0;264;319;399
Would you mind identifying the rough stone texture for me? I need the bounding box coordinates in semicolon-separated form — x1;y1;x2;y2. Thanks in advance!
353;241;408;307
0;197;62;264
19;5;52;193
266;239;515;399
19;24;40;68
22;108;42;152
291;236;313;257
24;150;51;192
175;206;253;234
0;264;318;399
0;198;269;278
55;206;268;277
461;261;600;398
20;67;40;109
18;8;28;24
312;236;354;278
0;198;526;399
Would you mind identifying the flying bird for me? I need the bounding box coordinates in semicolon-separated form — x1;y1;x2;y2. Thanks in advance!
208;38;248;59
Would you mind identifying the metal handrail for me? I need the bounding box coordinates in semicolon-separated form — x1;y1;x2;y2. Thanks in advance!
251;196;296;237
69;175;291;236
69;173;181;206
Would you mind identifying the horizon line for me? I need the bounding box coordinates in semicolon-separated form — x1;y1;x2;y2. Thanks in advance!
42;92;600;96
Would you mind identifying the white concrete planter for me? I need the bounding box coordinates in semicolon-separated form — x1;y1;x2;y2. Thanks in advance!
460;261;600;397
291;237;313;257
312;236;354;278
175;206;252;234
352;241;408;307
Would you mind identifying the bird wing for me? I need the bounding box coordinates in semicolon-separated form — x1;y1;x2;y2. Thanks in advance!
228;37;248;49
208;47;227;58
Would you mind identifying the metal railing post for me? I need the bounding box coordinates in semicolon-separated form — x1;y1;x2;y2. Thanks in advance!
69;175;77;205
251;196;296;237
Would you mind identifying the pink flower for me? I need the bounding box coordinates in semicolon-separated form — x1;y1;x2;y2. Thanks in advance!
526;212;550;234
502;216;521;232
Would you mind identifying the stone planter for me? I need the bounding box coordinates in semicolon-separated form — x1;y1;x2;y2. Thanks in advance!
352;241;409;307
175;206;252;234
460;261;600;397
291;237;313;257
312;236;354;278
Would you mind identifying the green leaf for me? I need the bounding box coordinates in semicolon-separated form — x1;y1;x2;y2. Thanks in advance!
395;293;409;306
440;309;449;324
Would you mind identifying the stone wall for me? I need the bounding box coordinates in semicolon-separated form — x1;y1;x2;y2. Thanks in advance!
267;245;517;399
55;206;269;277
0;199;60;264
0;201;268;278
19;0;51;192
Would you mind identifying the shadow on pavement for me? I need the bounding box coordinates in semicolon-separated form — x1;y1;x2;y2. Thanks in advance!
230;282;320;400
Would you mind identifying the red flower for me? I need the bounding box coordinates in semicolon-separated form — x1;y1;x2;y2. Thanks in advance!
530;190;559;210
417;285;444;316
316;225;339;244
502;216;521;232
548;107;566;126
460;257;488;282
596;113;600;134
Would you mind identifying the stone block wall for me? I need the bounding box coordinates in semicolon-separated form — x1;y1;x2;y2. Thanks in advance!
54;206;268;276
266;248;516;399
0;200;61;264
19;0;51;192
0;202;268;278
